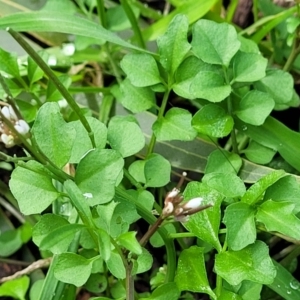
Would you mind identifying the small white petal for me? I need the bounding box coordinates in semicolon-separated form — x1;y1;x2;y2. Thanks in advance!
83;193;93;199
167;188;180;198
162;202;174;216
184;197;203;210
1;106;10;119
1;133;15;147
8;106;18;120
15;119;30;135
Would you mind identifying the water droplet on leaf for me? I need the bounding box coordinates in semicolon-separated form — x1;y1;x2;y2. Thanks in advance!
290;279;300;290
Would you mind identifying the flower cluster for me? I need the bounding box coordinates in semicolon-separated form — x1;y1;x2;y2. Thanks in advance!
162;187;212;222
0;105;30;148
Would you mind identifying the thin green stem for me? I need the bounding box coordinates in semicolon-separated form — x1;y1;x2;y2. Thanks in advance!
0;73;23;120
120;0;146;49
146;89;170;156
283;39;300;72
252;0;258;23
139;216;164;247
223;66;238;154
280;245;300;268
7;28;96;148
98;94;113;125
169;232;197;239
123;168;143;190
0;195;25;223
115;187;176;282
96;0;107;28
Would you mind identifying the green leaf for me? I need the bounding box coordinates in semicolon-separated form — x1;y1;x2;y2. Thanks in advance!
219;289;242;300
235;90;274;126
107;4;139;31
95;201;119;235
242;141;276;164
54;253;93;287
223;202;256;250
107;116;145;157
215;241;276;285
183;182;223;252
142;0;218;42
0;229;22;257
117;231;142;255
232;51;267;82
0;11;146;52
41;222;82;252
256;200;300;240
237;281;262;300
0;47;20;79
69;117;107;163
157;14;191;76
205;149;242;174
254;69;294;105
192;104;234;138
144;153;171;187
40;224;84;254
9;161;59;215
264;176;300;212
32;214;69;246
75;149;124;206
268;260;300;300
0;276;29;300
128;160;146;184
192;19;240;66
119;79;155;113
241;170;286;205
235;116;300;172
132;248;153;275
190;71;231;102
106;249;126;279
173;56;218;99
135;111;294;183
27;51;48;85
32;102;75;168
202;172;246;198
15;99;37;123
148;283;180;300
95;228;111;261
84;274;107;294
120;53;161;87
175;246;216;299
152;108;197;141
46;75;72;101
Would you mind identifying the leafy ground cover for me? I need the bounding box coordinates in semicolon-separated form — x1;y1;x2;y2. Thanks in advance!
1;0;300;299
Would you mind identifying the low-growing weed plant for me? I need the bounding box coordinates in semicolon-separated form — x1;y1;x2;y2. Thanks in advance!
1;1;300;300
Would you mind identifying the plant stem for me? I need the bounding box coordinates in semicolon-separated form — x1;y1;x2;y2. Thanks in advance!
126;262;135;300
120;0;146;49
123;168;143;189
283;39;300;72
139;216;164;247
115;187;176;282
96;0;107;28
0;73;23;120
7;28;96;148
146;89;170;156
280;245;300;268
227;95;239;154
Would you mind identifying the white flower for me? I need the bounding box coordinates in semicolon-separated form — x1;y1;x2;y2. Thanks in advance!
182;197;203;210
1;106;17;121
167;188;180;199
0;133;15;147
162;202;174;216
14;119;30;135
